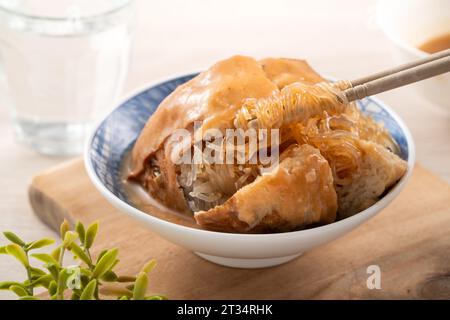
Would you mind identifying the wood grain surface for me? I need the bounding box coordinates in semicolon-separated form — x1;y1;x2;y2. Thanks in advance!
28;159;450;299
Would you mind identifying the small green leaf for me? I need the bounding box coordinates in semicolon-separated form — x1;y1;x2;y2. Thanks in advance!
6;244;29;267
57;269;70;299
96;249;107;263
9;285;29;297
69;242;92;267
132;272;148;300
0;281;22;290
0;246;7;254
110;259;120;270
80;274;90;288
60;220;69;240
51;246;62;262
26;238;55;251
30;266;47;277
141;259;157;274
75;222;86;245
31;253;59;266
49;281;57;296
32;274;53;288
46;264;60;280
80;279;97;300
62;231;78;249
80;268;92;278
92;248;118;279
101;270;118;282
19;296;39;300
119;296;129;300
3;231;26;246
84;221;99;249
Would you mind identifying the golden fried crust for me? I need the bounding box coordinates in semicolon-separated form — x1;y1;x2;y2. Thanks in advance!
194;145;338;233
336;140;407;218
259;58;325;89
191;206;249;233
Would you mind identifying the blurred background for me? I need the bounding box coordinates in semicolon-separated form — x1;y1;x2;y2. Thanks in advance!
0;0;449;299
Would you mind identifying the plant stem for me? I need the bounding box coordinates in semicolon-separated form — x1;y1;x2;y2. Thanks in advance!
84;247;94;270
59;248;65;266
57;248;65;300
24;251;33;296
25;267;34;296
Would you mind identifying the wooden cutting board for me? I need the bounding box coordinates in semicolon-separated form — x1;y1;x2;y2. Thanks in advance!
29;159;450;299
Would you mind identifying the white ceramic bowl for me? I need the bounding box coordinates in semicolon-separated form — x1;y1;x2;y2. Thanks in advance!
377;0;450;109
85;74;415;269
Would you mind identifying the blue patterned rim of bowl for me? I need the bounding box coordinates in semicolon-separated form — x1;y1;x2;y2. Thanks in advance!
88;74;411;202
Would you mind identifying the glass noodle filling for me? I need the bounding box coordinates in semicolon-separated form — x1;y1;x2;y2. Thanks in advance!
174;81;399;212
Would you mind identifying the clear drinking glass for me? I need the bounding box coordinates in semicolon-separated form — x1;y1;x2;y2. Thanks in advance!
0;0;134;155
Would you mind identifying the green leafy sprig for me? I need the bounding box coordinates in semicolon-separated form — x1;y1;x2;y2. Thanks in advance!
0;220;166;300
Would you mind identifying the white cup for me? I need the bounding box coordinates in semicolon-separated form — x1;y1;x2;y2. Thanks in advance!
377;0;450;109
